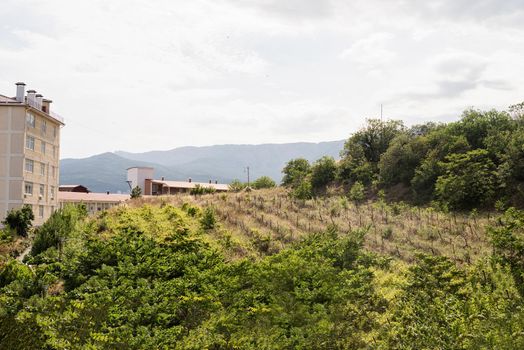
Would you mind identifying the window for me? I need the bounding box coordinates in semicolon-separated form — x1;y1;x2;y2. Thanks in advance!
41;120;47;134
39;184;45;197
26;113;35;128
24;182;33;195
25;136;35;150
50;186;55;200
40;162;45;176
25;159;34;173
41;141;46;154
53;145;56;157
51;166;55;178
39;205;44;218
53;126;57;138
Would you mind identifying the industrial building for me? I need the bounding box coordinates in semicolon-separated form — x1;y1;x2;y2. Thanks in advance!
127;167;228;195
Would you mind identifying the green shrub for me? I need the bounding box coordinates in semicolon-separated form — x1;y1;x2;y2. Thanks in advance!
200;207;216;230
2;204;34;237
252;176;276;189
228;179;247;192
291;180;313;200
131;185;142;199
349;181;365;204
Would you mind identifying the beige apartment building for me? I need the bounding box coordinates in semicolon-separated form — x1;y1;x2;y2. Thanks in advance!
0;82;64;226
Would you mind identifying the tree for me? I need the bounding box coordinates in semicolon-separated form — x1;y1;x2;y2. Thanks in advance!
2;205;34;237
281;158;310;187
338;119;404;184
341;119;404;164
310;156;337;190
378;133;425;186
349;181;365;205
252;176;276;189
130;186;142;199
435;149;498;209
30;205;86;258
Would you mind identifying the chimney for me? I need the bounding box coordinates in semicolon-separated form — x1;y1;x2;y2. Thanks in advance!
42;99;52;113
188;178;192;183
215;180;218;184
35;94;43;110
15;82;25;103
161;176;165;181
106;191;110;195
26;89;36;106
209;180;212;184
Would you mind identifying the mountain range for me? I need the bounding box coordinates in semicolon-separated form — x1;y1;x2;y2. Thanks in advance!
60;140;345;193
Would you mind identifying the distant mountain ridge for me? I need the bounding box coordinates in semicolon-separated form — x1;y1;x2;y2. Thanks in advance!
61;140;345;193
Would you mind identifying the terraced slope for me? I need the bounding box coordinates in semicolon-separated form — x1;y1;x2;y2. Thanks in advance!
134;188;494;264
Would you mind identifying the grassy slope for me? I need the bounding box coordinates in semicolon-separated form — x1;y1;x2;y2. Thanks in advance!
133;188;494;265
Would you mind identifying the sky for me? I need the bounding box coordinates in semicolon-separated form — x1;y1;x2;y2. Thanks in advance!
1;0;523;159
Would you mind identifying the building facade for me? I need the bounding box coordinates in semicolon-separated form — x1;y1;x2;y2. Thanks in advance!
0;82;64;226
127;167;229;195
58;191;129;216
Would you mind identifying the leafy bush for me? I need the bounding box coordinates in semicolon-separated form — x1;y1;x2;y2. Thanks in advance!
310;156;337;190
435;149;498;209
228;179;247;192
252;176;276;189
2;204;34;237
190;184;216;195
349;181;365;204
130;185;142;199
200;207;216;230
281;158;310;187
30;205;86;258
291;180;313;200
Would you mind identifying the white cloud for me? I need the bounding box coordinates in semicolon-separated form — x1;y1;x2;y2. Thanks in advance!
339;33;397;74
0;0;523;158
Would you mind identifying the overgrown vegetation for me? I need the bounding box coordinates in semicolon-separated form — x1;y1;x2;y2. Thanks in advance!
2;201;524;349
2;205;34;237
283;105;524;210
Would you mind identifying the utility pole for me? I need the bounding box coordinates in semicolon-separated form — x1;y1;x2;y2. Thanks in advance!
245;166;250;188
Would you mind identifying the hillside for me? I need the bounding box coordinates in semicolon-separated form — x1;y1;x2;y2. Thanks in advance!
60;141;344;192
135;189;492;265
1;191;524;349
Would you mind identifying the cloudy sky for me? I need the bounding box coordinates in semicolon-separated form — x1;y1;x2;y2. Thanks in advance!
1;0;523;158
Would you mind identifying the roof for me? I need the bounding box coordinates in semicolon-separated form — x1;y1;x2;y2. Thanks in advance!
0;94;64;125
152;179;229;191
0;94;19;104
58;192;130;203
127;166;154;170
59;185;90;192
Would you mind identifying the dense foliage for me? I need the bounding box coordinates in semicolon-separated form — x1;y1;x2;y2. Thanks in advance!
2;205;34;237
282;104;524;209
2;202;524;349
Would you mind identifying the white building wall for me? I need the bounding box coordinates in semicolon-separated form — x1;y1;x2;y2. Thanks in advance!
127;167;154;194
